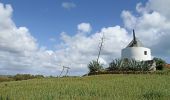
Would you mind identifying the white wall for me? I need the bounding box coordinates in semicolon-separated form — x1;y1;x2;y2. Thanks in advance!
121;47;152;61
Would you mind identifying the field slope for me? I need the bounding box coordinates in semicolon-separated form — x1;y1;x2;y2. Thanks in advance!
0;74;170;100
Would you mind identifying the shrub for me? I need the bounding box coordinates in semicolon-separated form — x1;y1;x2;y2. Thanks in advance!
0;74;45;82
88;60;103;73
107;59;151;72
0;77;13;82
153;57;166;70
13;74;33;81
35;75;44;78
13;74;44;81
107;59;122;71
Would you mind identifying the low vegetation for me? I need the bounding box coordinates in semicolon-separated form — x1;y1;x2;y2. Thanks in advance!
88;60;103;73
0;74;169;100
107;59;151;71
88;57;167;75
153;57;167;70
0;76;14;82
0;58;168;99
0;74;44;83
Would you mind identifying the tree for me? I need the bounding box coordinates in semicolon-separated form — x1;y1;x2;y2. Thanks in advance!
88;60;103;73
97;33;104;63
153;57;166;70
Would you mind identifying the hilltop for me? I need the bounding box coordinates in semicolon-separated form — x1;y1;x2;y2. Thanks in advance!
0;74;170;100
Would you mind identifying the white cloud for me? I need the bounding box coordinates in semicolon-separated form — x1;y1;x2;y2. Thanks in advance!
122;0;170;61
121;11;137;29
77;23;92;33
147;0;170;19
59;0;170;71
55;25;130;74
62;2;76;10
49;38;56;42
0;3;62;76
0;2;129;76
1;0;170;76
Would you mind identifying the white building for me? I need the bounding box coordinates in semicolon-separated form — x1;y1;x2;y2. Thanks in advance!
121;30;152;61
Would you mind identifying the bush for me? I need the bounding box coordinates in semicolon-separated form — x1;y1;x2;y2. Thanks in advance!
0;77;13;82
153;57;166;70
13;74;44;81
35;75;44;78
107;59;151;72
107;59;124;71
13;74;33;81
0;74;45;83
88;60;103;73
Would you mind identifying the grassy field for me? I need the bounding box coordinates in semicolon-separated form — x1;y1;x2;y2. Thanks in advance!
0;74;169;100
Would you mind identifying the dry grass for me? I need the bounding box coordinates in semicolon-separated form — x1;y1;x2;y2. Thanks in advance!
165;64;170;69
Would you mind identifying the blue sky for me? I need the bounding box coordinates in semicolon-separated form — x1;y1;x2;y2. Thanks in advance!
1;0;147;50
0;0;169;76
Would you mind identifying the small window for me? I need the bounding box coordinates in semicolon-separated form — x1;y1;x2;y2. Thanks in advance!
144;51;147;55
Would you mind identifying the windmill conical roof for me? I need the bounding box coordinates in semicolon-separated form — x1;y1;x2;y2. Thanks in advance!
126;30;144;47
126;38;144;47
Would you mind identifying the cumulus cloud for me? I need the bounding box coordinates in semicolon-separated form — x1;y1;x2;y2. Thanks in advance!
147;0;170;19
0;3;61;76
62;2;76;10
77;23;92;33
0;0;170;76
0;2;129;76
122;0;170;61
55;26;130;75
121;11;137;29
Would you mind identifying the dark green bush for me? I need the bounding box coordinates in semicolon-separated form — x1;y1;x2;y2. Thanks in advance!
13;74;33;81
0;74;45;82
13;74;44;81
35;75;44;78
88;60;103;73
153;57;166;70
107;59;151;72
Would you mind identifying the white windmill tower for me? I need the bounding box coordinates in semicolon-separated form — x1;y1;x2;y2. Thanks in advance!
121;30;152;61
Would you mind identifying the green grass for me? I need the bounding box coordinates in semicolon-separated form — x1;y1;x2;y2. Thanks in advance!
0;74;169;100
